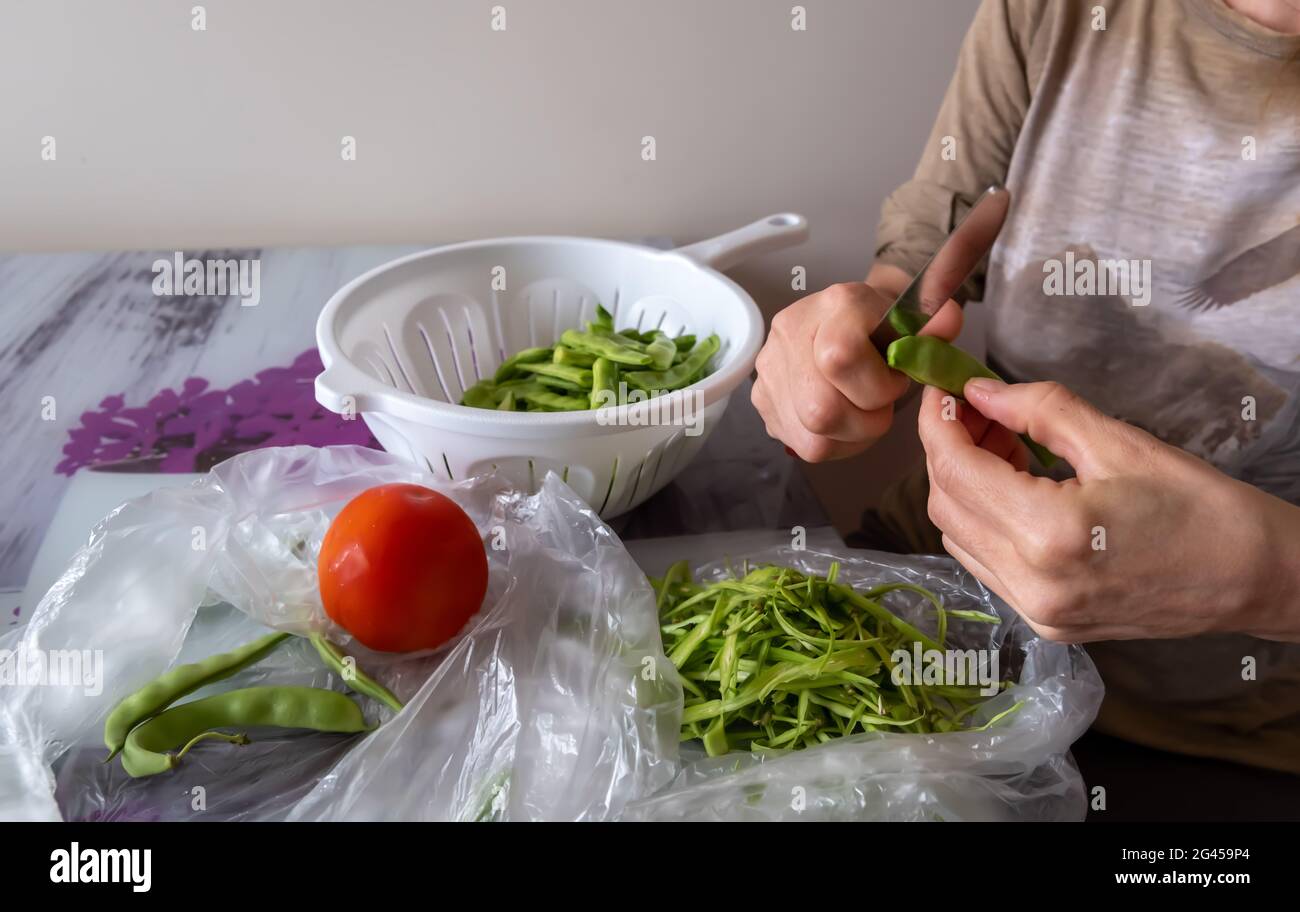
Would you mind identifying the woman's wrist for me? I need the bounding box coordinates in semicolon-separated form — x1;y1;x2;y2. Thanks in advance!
1234;483;1300;642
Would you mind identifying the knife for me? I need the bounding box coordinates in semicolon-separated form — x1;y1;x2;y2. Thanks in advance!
870;184;1011;349
867;184;1059;468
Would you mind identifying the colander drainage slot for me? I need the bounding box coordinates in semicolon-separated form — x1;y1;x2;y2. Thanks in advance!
417;324;453;402
598;457;619;515
465;318;482;380
365;353;397;389
491;288;507;363
382;323;418;394
438;307;470;395
646;434;673;492
623;455;648;512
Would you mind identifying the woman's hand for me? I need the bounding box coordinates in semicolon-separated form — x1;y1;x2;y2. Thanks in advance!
752;269;963;461
917;379;1300;643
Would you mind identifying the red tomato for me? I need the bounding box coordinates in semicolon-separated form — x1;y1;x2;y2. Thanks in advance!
318;483;488;653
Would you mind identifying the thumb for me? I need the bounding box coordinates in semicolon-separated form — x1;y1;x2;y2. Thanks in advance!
962;378;1132;477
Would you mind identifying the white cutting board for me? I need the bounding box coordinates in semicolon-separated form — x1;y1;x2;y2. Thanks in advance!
18;470;203;619
625;526;844;578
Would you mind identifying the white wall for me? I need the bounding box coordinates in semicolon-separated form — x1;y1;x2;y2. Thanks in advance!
0;0;980;531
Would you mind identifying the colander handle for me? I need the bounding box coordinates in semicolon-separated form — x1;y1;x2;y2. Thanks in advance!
315;359;391;415
673;213;809;271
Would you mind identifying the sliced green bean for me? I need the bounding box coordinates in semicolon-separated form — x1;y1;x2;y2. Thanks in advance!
660;562;1018;755
969;700;1026;732
944;609;1002;624
668;594;733;669
654;560;692;611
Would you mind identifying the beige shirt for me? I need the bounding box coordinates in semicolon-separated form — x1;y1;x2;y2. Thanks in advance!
876;0;1300;771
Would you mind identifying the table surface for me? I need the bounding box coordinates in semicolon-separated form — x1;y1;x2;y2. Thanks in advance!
4;243;1292;821
0;241;829;626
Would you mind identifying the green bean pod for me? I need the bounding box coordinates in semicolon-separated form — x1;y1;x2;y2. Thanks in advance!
515;361;594;387
592;326;649;351
560;329;654;366
625;334;720;392
103;632;290;761
590;357;619;410
462;323;720;411
517;384;591;411
552;345;596;368
493;346;552;384
120;685;370;778
489;377;534;400
460;380;499;409
645;331;677;370
309;634;404;713
535;374;586;392
885;335;1059;469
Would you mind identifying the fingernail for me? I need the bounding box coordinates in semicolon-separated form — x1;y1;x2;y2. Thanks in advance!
964;378;1006;402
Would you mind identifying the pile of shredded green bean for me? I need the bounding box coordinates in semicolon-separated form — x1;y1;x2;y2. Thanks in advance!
652;561;1023;756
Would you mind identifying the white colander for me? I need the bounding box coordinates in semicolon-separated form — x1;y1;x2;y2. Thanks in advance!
315;214;808;517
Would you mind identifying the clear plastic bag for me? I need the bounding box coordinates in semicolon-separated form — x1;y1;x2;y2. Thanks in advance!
621;546;1104;822
0;445;681;821
1;447;1102;822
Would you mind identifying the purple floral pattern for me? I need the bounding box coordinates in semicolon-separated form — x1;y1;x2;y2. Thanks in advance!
58;349;377;475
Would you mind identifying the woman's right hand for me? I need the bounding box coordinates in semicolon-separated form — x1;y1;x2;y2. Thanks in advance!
751;274;964;461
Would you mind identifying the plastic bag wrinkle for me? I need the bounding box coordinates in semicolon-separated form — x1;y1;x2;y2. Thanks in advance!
0;446;680;822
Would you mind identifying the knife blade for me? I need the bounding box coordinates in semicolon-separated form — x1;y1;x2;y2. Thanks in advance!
871;184;1011;349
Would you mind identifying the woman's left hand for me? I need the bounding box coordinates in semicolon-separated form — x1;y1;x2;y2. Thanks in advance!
916;380;1300;644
